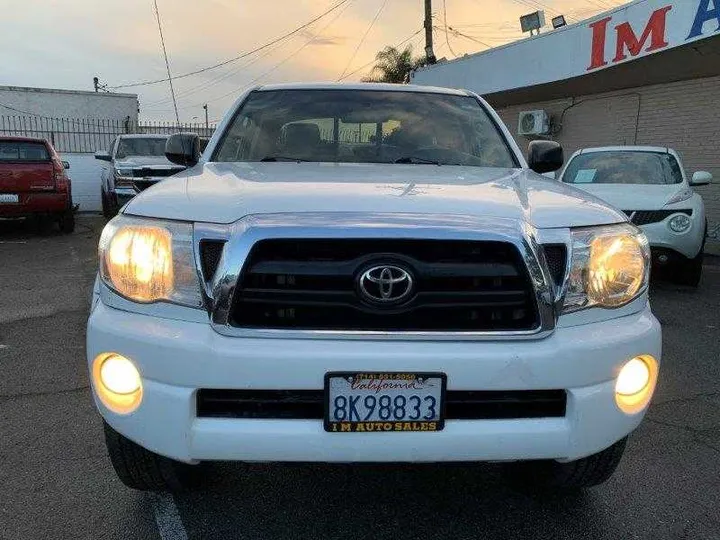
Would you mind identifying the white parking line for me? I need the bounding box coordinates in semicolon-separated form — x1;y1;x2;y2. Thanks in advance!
151;493;188;540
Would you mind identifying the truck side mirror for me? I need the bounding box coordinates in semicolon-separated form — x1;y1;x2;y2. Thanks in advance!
166;133;200;167
691;171;713;186
528;141;564;174
94;151;111;162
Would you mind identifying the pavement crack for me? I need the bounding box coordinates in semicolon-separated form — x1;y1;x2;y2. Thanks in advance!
645;417;720;456
0;307;89;326
0;384;89;402
652;391;720;406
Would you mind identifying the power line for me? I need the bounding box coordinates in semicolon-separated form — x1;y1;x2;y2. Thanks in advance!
435;25;492;48
338;0;390;80
145;26;424;116
147;0;355;113
442;0;458;57
152;0;179;124
337;28;424;81
142;29;297;108
109;0;351;89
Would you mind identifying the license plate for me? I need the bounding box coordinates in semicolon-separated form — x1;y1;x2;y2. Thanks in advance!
325;372;446;433
0;194;19;203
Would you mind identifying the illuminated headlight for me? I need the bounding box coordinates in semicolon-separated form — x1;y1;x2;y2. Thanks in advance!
92;353;143;414
563;223;650;312
615;355;659;414
115;168;134;178
668;214;691;233
98;215;203;306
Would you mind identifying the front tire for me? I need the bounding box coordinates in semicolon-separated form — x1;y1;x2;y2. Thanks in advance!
103;421;196;492
674;223;706;287
503;437;627;490
101;188;117;219
674;252;703;287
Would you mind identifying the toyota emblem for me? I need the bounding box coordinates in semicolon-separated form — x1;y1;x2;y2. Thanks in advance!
358;264;414;304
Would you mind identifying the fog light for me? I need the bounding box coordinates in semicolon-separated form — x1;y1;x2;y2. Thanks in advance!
92;353;143;414
668;214;691;233
615;355;658;414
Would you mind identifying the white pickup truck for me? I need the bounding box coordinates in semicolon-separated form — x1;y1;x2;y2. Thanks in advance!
87;83;661;492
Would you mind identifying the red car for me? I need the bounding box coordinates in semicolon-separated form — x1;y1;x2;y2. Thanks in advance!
0;136;74;233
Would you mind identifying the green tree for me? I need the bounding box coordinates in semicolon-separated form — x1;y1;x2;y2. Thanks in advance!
362;45;427;84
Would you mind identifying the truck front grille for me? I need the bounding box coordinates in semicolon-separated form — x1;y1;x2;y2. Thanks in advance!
196;389;567;420
132;167;184;178
230;239;539;332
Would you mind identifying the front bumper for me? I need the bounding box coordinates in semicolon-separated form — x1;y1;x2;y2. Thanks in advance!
640;212;705;259
87;301;661;464
0;192;69;217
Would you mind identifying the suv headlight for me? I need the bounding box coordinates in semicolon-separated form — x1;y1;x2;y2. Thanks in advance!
98;215;203;307
563;223;650;312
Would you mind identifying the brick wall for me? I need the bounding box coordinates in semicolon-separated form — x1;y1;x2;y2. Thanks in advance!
494;75;720;254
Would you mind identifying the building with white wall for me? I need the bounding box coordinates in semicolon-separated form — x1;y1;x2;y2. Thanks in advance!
413;0;720;253
0;86;138;122
0;86;139;211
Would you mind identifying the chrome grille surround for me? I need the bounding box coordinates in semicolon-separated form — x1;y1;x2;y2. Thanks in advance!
193;213;561;341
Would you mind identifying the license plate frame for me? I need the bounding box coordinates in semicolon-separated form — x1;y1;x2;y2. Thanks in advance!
324;372;446;433
0;193;19;203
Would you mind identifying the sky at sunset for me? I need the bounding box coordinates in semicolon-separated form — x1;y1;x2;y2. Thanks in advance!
1;0;629;121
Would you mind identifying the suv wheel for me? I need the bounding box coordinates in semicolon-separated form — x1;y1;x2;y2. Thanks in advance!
103;421;197;492
101;189;114;219
674;224;706;288
503;436;627;490
675;252;703;287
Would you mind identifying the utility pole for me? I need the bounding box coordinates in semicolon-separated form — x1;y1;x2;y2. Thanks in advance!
203;104;209;129
424;0;437;64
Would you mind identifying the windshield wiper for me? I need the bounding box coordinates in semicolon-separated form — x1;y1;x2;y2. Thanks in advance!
393;156;443;165
260;156;309;162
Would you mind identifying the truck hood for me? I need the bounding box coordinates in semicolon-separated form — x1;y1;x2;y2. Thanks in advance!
568;183;685;211
124;162;626;229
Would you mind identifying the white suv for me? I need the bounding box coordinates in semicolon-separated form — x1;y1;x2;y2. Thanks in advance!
87;83;661;492
558;146;712;286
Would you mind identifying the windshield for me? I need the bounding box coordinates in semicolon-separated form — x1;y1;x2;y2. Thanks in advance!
0;141;50;161
562;151;683;185
213;89;517;168
116;137;168;159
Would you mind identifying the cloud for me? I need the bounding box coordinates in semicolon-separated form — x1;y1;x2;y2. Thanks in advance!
0;0;620;121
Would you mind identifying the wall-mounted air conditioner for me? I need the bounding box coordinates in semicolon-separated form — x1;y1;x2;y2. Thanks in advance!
518;110;550;136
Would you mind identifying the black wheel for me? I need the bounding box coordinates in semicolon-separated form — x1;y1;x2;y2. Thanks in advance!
674;252;703;287
35;215;54;235
673;223;706;288
58;211;75;234
103;421;197;492
503;437;627;490
101;188;116;219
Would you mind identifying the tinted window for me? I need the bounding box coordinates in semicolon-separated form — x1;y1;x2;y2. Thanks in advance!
214;90;517;168
116;137;168;159
0;141;50;162
562;151;683;185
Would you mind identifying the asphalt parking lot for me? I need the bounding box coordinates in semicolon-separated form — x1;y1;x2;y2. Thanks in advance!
1;215;719;540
